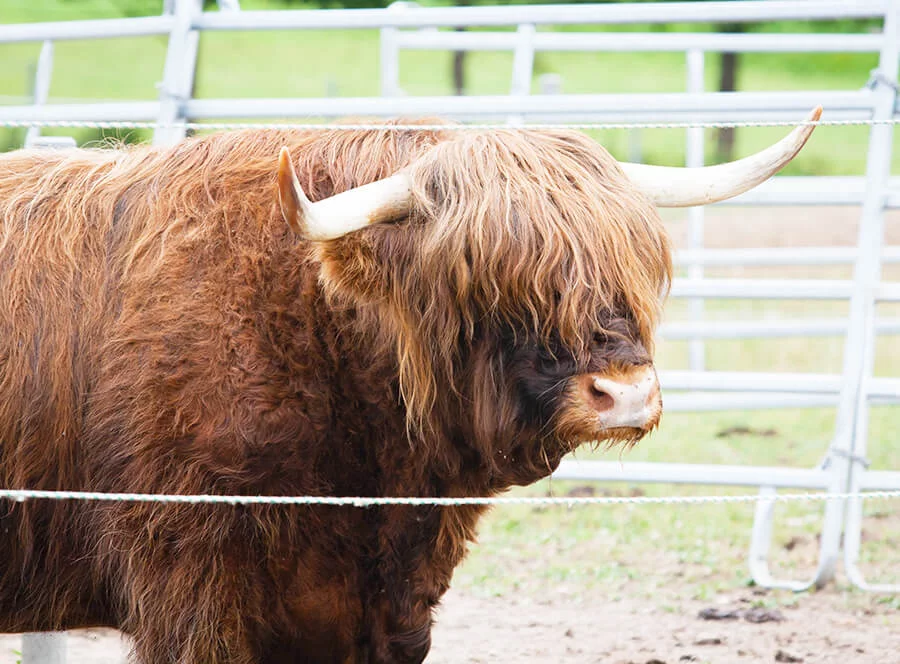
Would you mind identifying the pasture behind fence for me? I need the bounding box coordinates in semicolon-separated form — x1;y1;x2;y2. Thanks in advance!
2;1;900;661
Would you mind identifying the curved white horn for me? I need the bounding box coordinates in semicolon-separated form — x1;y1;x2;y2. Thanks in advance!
278;147;412;240
618;106;822;207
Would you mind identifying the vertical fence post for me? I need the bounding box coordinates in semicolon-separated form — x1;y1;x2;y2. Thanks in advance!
507;22;535;125
380;3;401;97
380;2;421;98
685;48;706;372
842;0;900;592
154;0;201;146
379;27;400;97
510;23;535;98
23;41;75;150
22;633;66;664
24;41;53;148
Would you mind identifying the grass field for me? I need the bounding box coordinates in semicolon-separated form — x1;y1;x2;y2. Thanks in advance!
2;0;898;629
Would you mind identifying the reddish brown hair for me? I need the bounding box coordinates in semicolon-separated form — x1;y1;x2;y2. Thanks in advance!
0;122;671;663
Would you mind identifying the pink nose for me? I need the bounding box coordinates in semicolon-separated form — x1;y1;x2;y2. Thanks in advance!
577;365;661;430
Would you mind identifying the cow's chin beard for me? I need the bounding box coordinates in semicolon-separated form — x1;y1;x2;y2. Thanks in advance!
474;420;653;491
553;412;658;455
491;426;649;489
566;428;648;454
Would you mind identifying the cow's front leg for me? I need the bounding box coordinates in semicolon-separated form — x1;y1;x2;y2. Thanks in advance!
366;504;472;664
366;596;434;664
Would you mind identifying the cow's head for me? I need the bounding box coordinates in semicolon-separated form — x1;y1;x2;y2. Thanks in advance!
278;109;819;485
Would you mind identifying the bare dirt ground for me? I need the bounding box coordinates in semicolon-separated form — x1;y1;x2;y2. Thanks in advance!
430;587;900;664
2;585;898;664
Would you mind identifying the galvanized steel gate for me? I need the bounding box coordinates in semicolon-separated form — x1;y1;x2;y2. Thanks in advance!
1;1;899;661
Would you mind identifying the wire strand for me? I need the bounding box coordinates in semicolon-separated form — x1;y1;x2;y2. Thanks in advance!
1;488;898;507
1;117;898;133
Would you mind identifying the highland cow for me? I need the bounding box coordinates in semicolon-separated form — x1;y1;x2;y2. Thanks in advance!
0;110;819;663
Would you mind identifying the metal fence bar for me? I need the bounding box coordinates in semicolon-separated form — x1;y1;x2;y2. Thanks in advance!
843;300;900;591
193;1;888;31
671;279;900;302
510;23;536;98
844;99;900;593
1;1;878;45
154;0;202;146
663;392;841;411
0;16;174;44
555;460;832;489
0;96;878;124
379;5;403;97
0;102;161;123
0;94;874;124
659;371;900;398
181;90;875;119
686;49;706;372
660;318;900;340
859;469;900;490
675;246;900;266
392;30;886;53
670;278;857;299
506;23;536;125
24;41;53;148
725;176;900;206
21;43;77;151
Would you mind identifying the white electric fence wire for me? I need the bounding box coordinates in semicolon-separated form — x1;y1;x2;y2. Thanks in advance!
1;117;899;133
1;488;898;507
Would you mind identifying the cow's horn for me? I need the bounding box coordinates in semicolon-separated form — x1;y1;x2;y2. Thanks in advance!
278;147;412;240
618;106;822;207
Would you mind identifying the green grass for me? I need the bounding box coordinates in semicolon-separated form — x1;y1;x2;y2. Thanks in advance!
2;0;899;606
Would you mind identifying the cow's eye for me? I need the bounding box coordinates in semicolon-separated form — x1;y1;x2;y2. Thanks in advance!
592;331;609;348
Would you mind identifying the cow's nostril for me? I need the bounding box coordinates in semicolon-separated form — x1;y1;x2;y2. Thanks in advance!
588;380;615;412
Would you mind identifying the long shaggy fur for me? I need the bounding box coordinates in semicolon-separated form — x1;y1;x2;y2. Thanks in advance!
0;121;671;664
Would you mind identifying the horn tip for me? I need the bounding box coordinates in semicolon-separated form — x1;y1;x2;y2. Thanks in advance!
808;106;823;122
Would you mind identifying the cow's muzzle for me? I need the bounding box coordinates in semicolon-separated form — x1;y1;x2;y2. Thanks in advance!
574;364;661;432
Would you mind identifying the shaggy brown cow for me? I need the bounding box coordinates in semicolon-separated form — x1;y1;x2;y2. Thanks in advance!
0;111;818;663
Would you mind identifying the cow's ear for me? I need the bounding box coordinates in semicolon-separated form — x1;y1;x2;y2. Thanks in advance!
277;147;312;237
278;147;413;241
314;226;410;305
276;147;415;303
